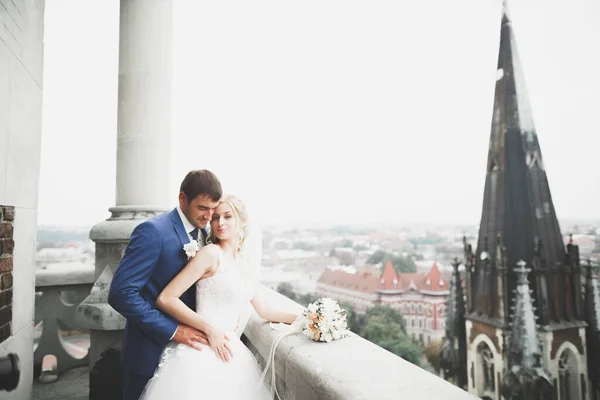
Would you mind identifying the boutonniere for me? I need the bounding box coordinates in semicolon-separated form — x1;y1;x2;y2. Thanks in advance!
183;240;200;259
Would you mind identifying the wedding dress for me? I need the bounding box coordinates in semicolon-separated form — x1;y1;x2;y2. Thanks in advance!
139;246;271;400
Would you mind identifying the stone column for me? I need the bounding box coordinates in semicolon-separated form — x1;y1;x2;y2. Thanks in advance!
76;1;174;397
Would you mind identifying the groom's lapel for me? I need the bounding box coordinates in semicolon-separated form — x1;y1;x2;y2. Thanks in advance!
170;208;190;247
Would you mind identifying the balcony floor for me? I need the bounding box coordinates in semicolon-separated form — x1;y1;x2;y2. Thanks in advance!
33;366;88;400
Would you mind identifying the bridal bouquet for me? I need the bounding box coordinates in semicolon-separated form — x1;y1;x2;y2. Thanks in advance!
301;298;350;342
260;297;350;399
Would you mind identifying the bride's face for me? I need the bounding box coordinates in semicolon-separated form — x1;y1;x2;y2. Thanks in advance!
211;202;240;240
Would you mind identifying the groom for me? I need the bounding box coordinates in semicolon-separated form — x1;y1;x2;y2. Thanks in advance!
108;169;223;400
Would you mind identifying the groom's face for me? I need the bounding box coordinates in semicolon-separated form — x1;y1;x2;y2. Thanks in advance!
179;193;219;229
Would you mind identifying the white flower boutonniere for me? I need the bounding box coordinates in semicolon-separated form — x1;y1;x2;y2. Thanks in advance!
183;240;200;259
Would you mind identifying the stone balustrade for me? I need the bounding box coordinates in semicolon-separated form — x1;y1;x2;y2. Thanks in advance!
243;286;477;400
32;273;477;399
34;263;95;380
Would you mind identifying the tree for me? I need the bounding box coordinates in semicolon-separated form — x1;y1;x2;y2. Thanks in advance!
385;254;417;273
423;340;442;373
338;303;423;367
296;293;319;307
339;302;365;334
367;250;387;264
276;282;296;301
360;315;422;367
367;250;417;273
330;249;354;266
361;316;404;343
364;305;407;332
380;338;423;367
340;239;353;248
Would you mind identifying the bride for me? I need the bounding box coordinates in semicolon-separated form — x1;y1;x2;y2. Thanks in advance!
139;194;298;399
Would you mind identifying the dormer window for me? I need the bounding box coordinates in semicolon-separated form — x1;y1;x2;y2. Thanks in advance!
439;280;444;286
393;278;398;286
426;279;431;286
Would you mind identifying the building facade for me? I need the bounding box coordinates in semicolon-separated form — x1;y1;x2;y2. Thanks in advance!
316;261;448;344
0;1;46;399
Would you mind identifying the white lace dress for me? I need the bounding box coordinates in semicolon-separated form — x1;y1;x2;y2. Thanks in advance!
139;247;271;400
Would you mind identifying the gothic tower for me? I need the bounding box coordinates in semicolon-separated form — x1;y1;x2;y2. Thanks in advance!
440;259;468;389
583;260;600;399
462;4;589;399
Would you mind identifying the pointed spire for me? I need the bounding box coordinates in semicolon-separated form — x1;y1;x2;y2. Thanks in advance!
584;259;600;334
507;260;541;369
501;260;554;399
378;260;400;291
440;258;467;388
469;0;569;323
502;0;511;24
584;259;600;400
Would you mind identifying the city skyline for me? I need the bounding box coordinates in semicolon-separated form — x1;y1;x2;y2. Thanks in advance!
38;0;600;227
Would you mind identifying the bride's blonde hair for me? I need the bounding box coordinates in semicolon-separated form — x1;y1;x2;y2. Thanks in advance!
207;194;248;252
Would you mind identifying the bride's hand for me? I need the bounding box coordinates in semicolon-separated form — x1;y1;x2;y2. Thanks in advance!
206;326;234;362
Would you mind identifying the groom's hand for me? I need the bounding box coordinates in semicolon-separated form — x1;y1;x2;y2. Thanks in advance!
173;325;209;351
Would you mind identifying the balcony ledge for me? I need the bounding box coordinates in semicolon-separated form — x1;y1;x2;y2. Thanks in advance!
243;287;477;400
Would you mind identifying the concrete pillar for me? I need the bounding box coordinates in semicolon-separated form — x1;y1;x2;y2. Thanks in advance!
76;1;174;397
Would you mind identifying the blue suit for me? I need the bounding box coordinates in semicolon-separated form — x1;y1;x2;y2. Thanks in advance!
108;208;196;399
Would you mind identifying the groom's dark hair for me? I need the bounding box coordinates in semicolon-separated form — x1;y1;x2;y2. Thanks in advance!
180;169;222;202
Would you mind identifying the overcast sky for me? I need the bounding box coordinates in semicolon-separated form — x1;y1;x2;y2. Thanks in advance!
38;0;599;228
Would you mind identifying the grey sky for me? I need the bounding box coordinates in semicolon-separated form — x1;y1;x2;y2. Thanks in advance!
38;0;600;228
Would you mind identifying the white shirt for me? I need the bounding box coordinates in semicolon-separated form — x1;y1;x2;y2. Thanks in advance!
176;205;197;242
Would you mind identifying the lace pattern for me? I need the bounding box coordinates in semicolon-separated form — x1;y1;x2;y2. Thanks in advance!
152;246;254;377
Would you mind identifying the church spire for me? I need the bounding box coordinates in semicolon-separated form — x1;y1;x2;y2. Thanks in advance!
584;260;600;395
468;0;577;326
506;261;541;369
584;260;600;335
440;259;467;388
501;261;553;399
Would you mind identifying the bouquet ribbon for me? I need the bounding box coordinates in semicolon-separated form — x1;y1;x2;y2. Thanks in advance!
258;316;305;400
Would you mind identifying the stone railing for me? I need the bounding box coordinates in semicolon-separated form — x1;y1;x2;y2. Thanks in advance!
34;263;95;380
243;286;477;400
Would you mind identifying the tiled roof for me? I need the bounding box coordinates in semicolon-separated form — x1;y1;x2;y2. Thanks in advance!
378;261;399;290
317;268;380;294
317;262;448;295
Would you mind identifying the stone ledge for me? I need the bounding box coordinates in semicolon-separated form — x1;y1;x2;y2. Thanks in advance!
90;207;168;242
35;263;95;287
244;286;477;400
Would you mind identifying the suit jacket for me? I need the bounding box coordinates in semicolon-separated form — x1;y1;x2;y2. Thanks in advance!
108;208;197;377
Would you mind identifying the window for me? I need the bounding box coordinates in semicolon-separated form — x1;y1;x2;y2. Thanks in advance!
479;344;495;393
558;349;581;400
438;304;445;317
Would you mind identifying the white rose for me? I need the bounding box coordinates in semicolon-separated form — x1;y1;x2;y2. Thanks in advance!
183;240;200;259
322;333;333;343
320;298;338;313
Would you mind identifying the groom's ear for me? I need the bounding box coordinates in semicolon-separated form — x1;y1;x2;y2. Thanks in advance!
178;192;188;206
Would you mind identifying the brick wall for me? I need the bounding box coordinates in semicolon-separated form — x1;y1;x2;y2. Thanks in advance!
0;205;14;343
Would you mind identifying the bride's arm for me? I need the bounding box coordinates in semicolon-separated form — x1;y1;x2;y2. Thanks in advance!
250;294;299;325
156;245;230;353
